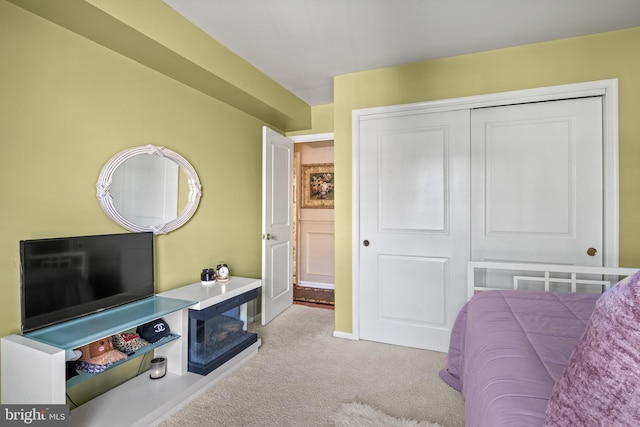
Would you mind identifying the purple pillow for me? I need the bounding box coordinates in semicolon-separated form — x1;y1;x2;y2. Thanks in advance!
543;272;640;426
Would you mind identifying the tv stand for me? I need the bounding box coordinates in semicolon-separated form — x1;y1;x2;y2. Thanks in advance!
1;277;262;427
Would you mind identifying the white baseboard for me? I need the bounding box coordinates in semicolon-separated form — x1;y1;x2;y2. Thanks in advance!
333;331;355;340
297;281;335;290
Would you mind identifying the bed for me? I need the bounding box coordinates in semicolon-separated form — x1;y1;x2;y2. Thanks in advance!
439;261;640;427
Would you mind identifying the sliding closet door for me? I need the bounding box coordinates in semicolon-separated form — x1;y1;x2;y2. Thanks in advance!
356;94;608;351
471;97;603;267
358;109;470;352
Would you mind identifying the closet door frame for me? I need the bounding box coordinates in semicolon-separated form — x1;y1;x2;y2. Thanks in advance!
351;79;619;340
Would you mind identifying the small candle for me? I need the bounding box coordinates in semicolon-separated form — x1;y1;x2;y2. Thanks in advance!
149;357;167;379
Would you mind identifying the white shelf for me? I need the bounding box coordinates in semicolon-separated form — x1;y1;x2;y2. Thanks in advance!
66;333;180;388
24;296;195;350
159;276;261;310
2;277;263;427
70;340;260;427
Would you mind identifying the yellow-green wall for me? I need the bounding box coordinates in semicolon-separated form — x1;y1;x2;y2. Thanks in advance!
287;103;335;137
0;0;299;402
333;27;640;333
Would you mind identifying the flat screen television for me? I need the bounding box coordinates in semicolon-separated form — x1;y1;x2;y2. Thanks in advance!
20;232;155;333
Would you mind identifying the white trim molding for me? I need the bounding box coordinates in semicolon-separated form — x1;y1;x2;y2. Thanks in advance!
297;281;335;290
290;132;334;143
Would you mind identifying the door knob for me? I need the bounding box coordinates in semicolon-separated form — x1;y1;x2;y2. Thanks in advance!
587;247;597;256
363;240;370;247
261;233;275;240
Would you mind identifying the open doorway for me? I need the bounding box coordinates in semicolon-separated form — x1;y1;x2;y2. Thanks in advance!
292;134;335;309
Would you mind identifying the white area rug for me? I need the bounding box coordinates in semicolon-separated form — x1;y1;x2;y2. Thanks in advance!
332;402;448;427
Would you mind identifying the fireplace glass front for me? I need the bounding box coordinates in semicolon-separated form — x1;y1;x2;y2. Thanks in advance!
188;288;258;375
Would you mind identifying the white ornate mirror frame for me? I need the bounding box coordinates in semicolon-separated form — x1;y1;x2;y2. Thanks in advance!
96;144;202;234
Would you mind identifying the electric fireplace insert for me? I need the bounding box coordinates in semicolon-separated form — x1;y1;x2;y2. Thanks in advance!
188;288;258;375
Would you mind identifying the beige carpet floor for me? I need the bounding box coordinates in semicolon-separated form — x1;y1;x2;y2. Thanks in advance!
159;304;464;427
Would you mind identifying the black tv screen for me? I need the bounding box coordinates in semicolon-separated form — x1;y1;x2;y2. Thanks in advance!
20;232;155;333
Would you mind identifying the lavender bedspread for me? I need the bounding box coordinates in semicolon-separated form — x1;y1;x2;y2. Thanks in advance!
439;290;599;427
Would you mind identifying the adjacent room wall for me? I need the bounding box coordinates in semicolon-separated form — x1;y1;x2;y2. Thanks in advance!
295;142;335;288
333;26;640;334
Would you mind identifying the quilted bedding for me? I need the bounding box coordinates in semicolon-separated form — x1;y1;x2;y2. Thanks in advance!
439;290;599;427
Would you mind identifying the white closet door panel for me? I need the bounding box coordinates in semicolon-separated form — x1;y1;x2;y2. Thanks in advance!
379;129;446;231
359;109;470;352
485;122;570;234
378;255;447;326
471;97;603;266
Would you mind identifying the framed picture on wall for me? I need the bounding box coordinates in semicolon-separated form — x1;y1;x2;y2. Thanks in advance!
301;163;334;209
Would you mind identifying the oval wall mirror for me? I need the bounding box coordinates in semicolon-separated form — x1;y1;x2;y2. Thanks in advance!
96;145;202;234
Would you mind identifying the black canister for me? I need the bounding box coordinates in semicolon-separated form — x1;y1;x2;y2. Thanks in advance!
201;268;216;282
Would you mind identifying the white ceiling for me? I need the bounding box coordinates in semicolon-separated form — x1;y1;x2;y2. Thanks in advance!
163;0;640;106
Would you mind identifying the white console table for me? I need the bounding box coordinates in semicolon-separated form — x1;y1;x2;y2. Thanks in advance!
1;277;262;427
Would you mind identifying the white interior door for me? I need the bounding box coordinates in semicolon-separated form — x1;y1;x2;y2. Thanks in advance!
471;97;603;266
261;126;294;325
358;109;470;352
